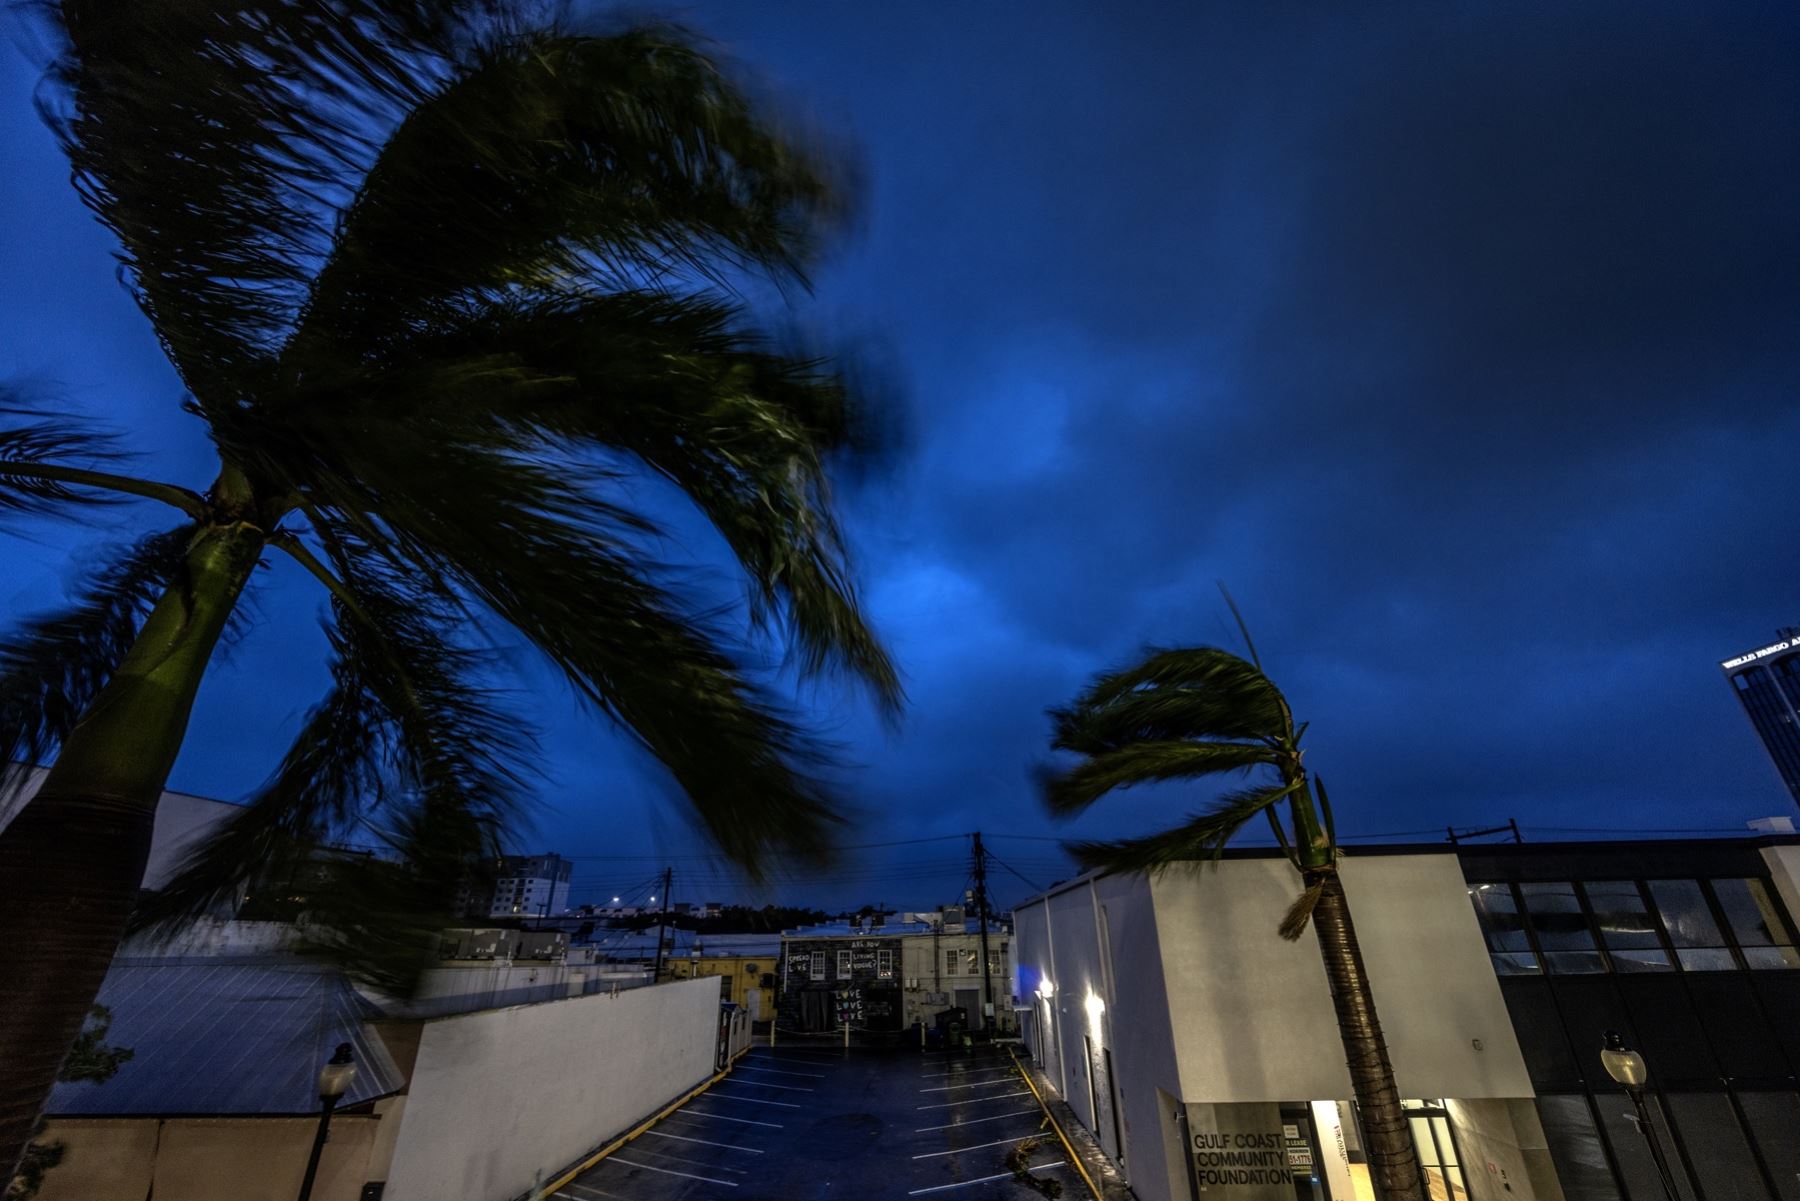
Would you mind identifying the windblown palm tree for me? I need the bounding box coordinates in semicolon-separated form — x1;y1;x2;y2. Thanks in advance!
0;2;897;1184
1040;629;1424;1201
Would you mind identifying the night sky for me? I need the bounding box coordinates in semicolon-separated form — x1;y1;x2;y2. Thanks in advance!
3;3;1799;912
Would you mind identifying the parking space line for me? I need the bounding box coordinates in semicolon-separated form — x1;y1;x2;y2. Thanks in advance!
910;1134;1035;1160
673;1109;784;1129
707;1090;804;1109
737;1065;826;1080
920;1065;1013;1079
729;1078;815;1092
906;1162;1066;1195
915;1108;1042;1132
630;1146;750;1175
916;1090;1031;1110
643;1129;765;1155
920;1078;1020;1093
605;1155;740;1188
558;1184;627;1201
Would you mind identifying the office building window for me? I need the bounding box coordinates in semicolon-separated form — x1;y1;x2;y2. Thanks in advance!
1712;878;1800;968
1520;882;1605;973
1649;880;1737;970
1470;882;1540;974
1583;881;1672;972
945;949;959;975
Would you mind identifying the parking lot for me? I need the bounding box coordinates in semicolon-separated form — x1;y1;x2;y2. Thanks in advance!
553;1043;1080;1200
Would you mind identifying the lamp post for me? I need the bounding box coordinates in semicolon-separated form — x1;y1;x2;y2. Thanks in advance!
297;1042;357;1201
1600;1031;1680;1201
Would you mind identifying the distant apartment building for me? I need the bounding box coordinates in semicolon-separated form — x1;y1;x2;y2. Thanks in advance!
778;910;1014;1037
1722;627;1800;806
457;852;574;919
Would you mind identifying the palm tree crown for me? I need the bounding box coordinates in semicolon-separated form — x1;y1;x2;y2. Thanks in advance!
0;2;897;960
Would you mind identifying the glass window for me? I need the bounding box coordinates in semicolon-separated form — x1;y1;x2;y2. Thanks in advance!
1651;881;1737;970
1537;1096;1621;1201
945;949;959;975
809;950;825;981
1520;883;1605;973
1597;1093;1697;1201
1470;884;1541;974
1738;1092;1800;1201
987;949;1001;972
836;949;852;977
1666;1094;1772;1201
1584;881;1673;972
1713;879;1800;969
876;949;895;979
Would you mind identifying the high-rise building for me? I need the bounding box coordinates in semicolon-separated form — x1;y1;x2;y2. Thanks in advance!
1721;627;1800;807
456;852;574;919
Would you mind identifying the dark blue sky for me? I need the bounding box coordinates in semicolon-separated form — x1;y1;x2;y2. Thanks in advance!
4;3;1799;911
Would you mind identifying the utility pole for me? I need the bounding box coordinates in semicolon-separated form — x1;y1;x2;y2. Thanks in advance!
972;831;993;1033
651;867;672;981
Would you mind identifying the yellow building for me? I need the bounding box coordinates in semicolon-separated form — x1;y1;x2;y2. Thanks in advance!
662;953;778;1020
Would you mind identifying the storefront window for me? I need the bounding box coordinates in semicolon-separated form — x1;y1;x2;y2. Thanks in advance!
1650;881;1737;970
1712;879;1800;969
1469;883;1541;974
1520;882;1606;973
1584;881;1673;972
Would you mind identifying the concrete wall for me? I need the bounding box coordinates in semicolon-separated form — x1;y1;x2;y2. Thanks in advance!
1446;1099;1566;1201
1151;853;1533;1102
34;1115;380;1201
379;975;724;1201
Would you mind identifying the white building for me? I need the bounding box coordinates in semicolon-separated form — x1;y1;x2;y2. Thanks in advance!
458;852;573;919
1015;838;1800;1201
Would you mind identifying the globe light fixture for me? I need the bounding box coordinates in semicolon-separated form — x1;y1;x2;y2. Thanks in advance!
1599;1031;1679;1201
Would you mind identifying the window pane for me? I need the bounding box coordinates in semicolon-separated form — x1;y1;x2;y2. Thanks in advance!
1609;947;1674;972
1471;884;1537;954
1537;1096;1621;1201
1586;882;1664;949
1738;1092;1800;1201
1491;952;1543;975
1411;1117;1440;1166
1666;1093;1771;1201
1676;948;1737;972
1714;879;1793;948
1741;945;1800;969
1596;1093;1697;1201
1652;881;1726;948
1521;883;1598;950
1544;950;1608;974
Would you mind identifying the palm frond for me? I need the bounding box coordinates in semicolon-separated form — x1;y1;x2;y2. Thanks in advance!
1065;783;1297;876
266;291;896;706
290;25;840;360
1051;646;1291;754
0;528;191;790
34;0;477;407
1278;878;1328;941
1039;740;1277;816
0;408;124;517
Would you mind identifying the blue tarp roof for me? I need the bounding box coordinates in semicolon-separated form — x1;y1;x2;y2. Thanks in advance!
48;958;405;1116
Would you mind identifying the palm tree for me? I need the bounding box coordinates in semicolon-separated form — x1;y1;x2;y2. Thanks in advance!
1040;627;1424;1201
0;2;897;1185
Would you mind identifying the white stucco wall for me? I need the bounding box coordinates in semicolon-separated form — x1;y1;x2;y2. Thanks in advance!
0;767;239;889
380;975;723;1201
1151;853;1532;1103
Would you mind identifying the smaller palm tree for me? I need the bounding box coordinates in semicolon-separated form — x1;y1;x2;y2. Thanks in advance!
1040;618;1425;1201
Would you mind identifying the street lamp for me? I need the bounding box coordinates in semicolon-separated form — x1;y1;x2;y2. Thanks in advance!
297;1043;357;1201
1600;1031;1680;1201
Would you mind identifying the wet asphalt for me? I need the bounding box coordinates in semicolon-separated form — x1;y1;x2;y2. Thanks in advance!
554;1042;1080;1201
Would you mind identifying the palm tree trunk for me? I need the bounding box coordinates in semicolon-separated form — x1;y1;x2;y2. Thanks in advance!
1309;868;1425;1201
0;521;262;1188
